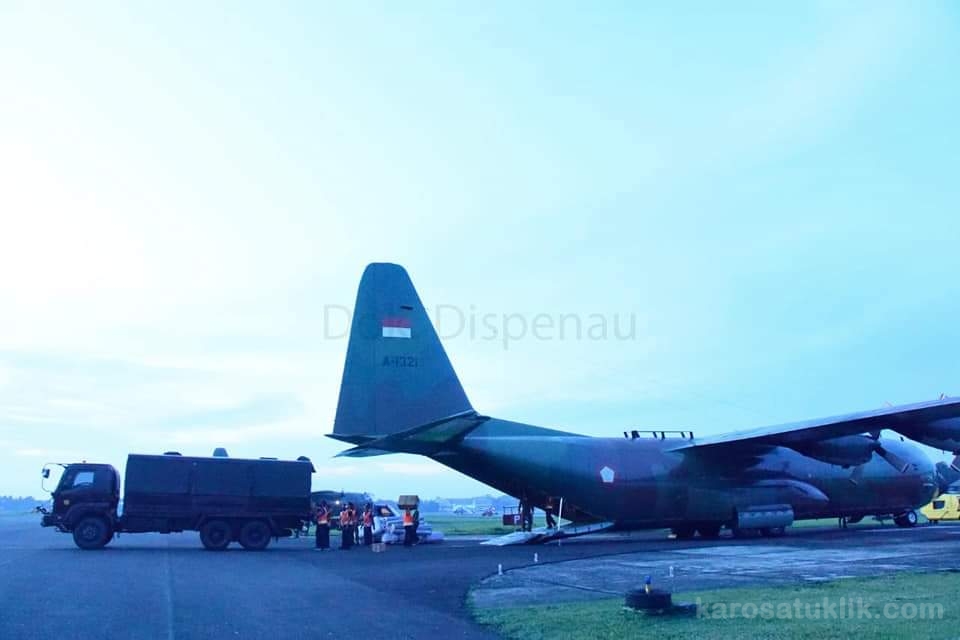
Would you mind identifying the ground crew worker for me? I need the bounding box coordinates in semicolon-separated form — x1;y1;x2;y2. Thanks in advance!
520;496;533;532
362;503;374;546
545;497;557;529
403;507;415;547
315;500;330;551
348;502;359;545
411;503;420;543
340;503;352;550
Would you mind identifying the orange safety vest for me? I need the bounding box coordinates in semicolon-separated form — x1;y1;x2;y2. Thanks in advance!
363;511;373;527
340;510;349;527
403;510;413;526
317;508;328;525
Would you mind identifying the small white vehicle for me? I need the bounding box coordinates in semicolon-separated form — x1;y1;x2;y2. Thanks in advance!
371;502;444;544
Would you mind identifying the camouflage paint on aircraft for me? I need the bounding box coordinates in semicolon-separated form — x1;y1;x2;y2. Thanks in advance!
329;264;960;535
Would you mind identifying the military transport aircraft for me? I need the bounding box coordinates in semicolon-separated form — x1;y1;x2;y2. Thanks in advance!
328;263;960;539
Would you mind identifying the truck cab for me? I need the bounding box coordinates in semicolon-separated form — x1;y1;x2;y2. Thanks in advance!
41;463;120;549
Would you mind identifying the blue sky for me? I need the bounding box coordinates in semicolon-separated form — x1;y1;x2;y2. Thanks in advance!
1;2;959;500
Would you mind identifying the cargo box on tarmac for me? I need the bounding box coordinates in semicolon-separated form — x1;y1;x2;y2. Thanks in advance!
398;495;419;508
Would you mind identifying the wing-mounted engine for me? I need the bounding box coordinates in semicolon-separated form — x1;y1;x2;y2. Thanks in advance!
788;433;908;484
896;418;960;456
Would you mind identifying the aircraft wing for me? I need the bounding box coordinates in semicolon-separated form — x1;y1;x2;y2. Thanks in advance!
667;397;960;452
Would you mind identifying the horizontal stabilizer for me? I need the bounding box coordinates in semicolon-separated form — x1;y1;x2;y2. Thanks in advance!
327;410;486;457
335;447;395;458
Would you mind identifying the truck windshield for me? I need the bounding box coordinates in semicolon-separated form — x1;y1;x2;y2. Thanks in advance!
72;471;95;487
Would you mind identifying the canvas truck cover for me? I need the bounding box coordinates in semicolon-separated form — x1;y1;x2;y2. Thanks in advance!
123;454;312;517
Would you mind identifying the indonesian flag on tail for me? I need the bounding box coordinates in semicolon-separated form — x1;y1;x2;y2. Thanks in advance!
382;317;412;339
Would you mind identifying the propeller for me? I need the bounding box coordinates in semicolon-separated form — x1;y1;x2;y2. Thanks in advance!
874;441;910;473
848;463;866;486
847;432;910;485
935;455;960;495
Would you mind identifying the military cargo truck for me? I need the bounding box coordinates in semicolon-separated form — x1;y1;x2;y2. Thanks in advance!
40;453;313;550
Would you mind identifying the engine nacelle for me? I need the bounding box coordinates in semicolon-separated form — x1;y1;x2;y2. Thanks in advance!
791;435;877;467
896;418;960;454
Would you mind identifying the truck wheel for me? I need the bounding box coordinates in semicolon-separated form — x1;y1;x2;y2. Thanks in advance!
697;524;722;539
73;516;111;550
200;520;232;550
239;520;271;551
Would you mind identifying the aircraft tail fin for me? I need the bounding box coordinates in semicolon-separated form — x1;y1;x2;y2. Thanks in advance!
332;263;474;440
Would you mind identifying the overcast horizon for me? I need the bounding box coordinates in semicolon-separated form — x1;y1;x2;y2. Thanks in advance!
2;2;960;500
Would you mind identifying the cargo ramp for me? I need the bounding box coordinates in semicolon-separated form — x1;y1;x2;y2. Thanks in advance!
481;521;614;546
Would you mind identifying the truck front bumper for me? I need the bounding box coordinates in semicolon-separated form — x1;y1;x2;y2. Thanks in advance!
41;514;63;528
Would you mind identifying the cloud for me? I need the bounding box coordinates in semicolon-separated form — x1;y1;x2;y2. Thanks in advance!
15;448;87;459
318;464;364;478
166;418;320;446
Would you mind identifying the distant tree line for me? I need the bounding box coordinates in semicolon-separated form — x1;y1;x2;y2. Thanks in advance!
0;496;48;512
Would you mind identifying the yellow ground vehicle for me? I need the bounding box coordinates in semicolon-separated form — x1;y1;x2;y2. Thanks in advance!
921;494;960;523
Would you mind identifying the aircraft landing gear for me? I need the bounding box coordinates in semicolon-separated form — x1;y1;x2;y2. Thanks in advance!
671;525;696;540
894;510;918;528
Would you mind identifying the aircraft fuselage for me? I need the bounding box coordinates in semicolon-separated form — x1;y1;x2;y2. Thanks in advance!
432;419;936;528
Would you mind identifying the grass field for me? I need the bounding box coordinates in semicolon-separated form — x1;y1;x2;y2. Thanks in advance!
471;571;959;640
426;514;522;536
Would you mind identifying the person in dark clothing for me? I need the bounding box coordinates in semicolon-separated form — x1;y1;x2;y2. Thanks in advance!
340;504;352;550
545;497;557;529
403;507;415;547
411;504;420;544
314;501;330;551
520;496;533;532
362;503;374;546
352;503;360;545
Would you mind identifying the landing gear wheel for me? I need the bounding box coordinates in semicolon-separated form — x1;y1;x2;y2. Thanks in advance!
200;520;232;550
73;516;111;550
761;526;786;537
239;520;272;551
894;510;918;528
671;525;696;540
697;524;722;539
